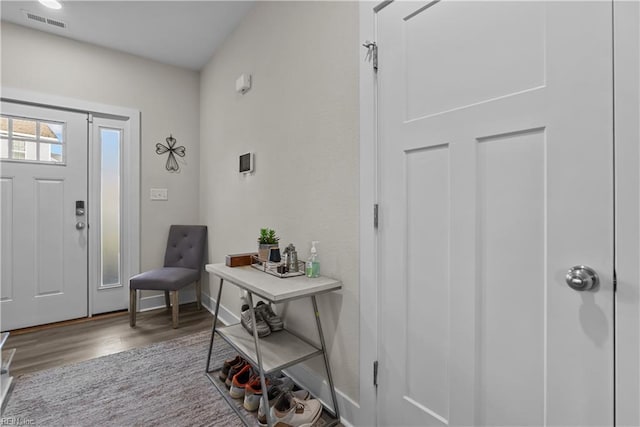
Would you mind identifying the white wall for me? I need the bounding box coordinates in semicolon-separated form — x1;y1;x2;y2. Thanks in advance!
199;1;360;403
1;23;201;302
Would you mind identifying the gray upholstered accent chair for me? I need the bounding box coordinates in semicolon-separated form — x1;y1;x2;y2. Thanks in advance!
129;225;207;328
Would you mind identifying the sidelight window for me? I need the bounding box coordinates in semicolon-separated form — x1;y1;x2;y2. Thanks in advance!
100;128;121;287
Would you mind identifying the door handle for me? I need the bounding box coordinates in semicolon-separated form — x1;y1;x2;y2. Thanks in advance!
76;221;86;230
565;265;598;291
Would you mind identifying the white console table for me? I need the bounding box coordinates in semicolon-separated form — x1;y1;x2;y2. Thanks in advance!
204;263;342;427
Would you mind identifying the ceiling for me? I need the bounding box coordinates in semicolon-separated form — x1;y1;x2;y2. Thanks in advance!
0;1;255;70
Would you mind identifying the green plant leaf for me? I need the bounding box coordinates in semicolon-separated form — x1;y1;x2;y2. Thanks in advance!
258;228;279;244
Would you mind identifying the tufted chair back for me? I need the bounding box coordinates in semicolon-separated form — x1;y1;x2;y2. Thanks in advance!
163;225;208;271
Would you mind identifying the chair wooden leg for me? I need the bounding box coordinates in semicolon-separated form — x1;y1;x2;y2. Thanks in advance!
129;289;137;327
164;291;171;310
196;280;202;310
171;290;179;328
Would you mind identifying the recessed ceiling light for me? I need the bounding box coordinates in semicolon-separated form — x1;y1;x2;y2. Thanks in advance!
39;0;62;10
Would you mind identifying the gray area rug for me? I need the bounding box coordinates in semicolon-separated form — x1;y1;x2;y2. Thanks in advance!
4;330;243;427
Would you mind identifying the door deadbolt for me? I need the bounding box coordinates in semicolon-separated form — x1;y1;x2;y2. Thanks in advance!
76;200;85;216
565;265;598;291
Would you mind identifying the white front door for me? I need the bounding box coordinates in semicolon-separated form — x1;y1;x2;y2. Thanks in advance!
377;1;613;426
1;102;89;330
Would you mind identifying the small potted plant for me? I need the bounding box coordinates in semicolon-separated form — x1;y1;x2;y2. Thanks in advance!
258;228;280;262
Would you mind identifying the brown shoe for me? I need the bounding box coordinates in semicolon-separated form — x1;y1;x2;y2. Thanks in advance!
225;359;247;388
219;355;243;382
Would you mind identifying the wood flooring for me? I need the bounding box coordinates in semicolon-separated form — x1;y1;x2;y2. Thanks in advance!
5;303;214;376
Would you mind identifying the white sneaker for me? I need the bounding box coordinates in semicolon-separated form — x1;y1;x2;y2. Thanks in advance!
257;386;313;425
256;301;284;331
257;386;283;426
292;388;311;401
270;391;322;427
240;304;271;337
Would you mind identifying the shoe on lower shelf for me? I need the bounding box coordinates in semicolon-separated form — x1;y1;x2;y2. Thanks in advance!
291;385;311;401
270;391;322;427
225;359;248;389
240;304;271;337
229;364;256;399
219;354;243;382
244;374;294;412
257;386;314;426
258;386;287;426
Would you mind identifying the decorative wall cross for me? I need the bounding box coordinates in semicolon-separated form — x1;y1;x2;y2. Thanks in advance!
156;134;185;172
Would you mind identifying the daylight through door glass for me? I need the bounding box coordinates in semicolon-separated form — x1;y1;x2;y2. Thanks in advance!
100;128;121;287
0;115;65;163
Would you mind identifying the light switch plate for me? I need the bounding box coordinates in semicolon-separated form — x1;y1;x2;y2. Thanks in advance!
150;188;168;201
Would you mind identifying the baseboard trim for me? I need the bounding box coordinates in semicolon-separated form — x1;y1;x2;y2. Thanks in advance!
138;288;197;312
283;364;359;427
202;292;240;325
201;292;359;427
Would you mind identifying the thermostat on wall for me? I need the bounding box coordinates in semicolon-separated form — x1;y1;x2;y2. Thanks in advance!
239;152;254;174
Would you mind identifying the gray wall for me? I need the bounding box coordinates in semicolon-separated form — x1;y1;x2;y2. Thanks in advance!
1;22;201;295
199;1;360;400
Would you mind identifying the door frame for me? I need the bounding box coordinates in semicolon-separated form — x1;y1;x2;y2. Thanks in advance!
358;2;380;426
613;1;640;425
1;87;140;318
358;1;640;425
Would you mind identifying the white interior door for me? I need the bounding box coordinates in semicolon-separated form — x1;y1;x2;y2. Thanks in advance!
377;1;614;426
1;102;89;331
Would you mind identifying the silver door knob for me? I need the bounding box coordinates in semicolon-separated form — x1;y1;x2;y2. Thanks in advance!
565;265;598;291
76;221;85;230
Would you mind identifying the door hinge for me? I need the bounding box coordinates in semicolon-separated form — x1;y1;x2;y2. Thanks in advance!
374;203;379;229
363;40;378;72
373;360;379;387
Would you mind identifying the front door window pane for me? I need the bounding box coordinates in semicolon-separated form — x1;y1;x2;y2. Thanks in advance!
40;122;63;142
0;115;65;164
0;118;8;137
100;128;121;287
40;143;64;163
24;141;37;160
12;119;37;139
12;140;25;159
1;139;8;158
